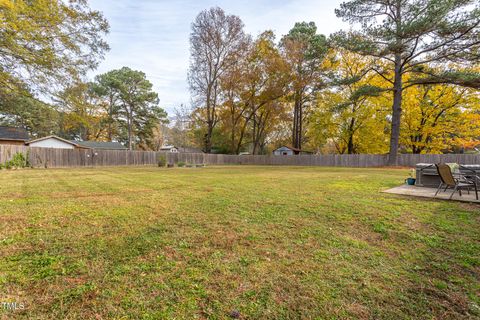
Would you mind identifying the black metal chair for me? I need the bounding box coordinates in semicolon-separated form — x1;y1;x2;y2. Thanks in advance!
435;164;478;200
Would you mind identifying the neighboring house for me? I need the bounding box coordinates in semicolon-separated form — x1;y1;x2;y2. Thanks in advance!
27;136;127;150
27;136;84;149
0;126;29;145
73;141;127;150
273;146;312;156
160;145;179;153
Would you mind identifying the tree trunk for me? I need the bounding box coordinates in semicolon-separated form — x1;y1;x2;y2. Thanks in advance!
230;110;236;154
108;94;114;141
205;126;213;154
252;113;257;155
127;116;133;150
388;1;403;165
388;55;403;165
299;100;303;150
346;107;357;154
292;94;302;149
347;119;355;154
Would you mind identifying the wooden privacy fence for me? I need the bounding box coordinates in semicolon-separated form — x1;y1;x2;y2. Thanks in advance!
1;145;479;168
170;153;480;167
0;145;158;168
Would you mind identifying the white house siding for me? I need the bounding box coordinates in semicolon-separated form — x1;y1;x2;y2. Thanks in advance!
29;138;75;149
273;147;294;156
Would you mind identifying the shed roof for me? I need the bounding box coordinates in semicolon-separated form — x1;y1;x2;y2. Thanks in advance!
160;145;177;150
0;126;29;141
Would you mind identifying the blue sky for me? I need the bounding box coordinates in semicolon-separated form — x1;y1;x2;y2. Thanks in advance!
88;0;346;115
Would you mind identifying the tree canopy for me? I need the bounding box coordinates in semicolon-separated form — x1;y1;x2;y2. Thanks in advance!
94;68;167;150
0;0;109;94
1;2;479;155
334;0;480;162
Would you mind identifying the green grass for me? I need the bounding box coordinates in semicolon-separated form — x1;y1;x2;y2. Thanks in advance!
0;166;479;319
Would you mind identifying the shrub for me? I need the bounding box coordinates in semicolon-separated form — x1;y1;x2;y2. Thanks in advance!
177;161;186;167
157;154;167;167
2;152;29;169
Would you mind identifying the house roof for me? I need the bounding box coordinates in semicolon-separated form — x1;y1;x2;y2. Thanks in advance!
72;141;127;150
27;135;80;147
26;136;127;150
160;145;177;150
0;126;29;141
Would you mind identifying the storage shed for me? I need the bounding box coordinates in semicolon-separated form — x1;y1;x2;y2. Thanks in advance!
272;146;309;156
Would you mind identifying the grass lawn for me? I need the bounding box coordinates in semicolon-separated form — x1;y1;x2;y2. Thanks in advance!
0;166;479;319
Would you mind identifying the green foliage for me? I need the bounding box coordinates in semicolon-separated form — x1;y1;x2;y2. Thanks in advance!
0;0;109;93
333;0;480;159
2;152;30;169
177;161;186;167
282;22;328;61
280;21;330;149
0;93;60;137
349;85;387;101
56;82;106;141
0;0;108;143
157;155;167;167
94;67;168;150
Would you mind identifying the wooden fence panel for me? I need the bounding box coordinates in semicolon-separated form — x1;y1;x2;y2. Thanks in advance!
2;144;480;168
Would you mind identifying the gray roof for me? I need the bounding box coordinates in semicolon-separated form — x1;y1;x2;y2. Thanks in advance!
0;126;29;141
71;141;127;150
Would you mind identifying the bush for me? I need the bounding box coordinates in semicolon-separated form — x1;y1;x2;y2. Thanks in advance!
2;152;29;169
177;161;186;167
157;155;167;167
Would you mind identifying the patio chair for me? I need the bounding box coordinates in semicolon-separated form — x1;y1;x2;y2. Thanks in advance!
435;164;478;200
459;165;480;185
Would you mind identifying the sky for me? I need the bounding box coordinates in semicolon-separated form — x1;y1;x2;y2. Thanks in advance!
88;0;347;115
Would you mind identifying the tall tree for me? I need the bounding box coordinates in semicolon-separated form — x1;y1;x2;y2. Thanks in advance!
0;92;59;138
56;82;106;141
95;68;167;150
334;0;480;163
0;0;109;94
92;72;122;141
220;31;288;154
281;22;329;150
401;84;480;153
188;7;248;153
309;50;390;154
171;104;194;151
250;101;289;154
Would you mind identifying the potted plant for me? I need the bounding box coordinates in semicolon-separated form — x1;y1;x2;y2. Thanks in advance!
406;169;416;185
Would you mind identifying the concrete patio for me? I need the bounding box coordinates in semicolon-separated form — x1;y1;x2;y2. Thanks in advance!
384;184;480;204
